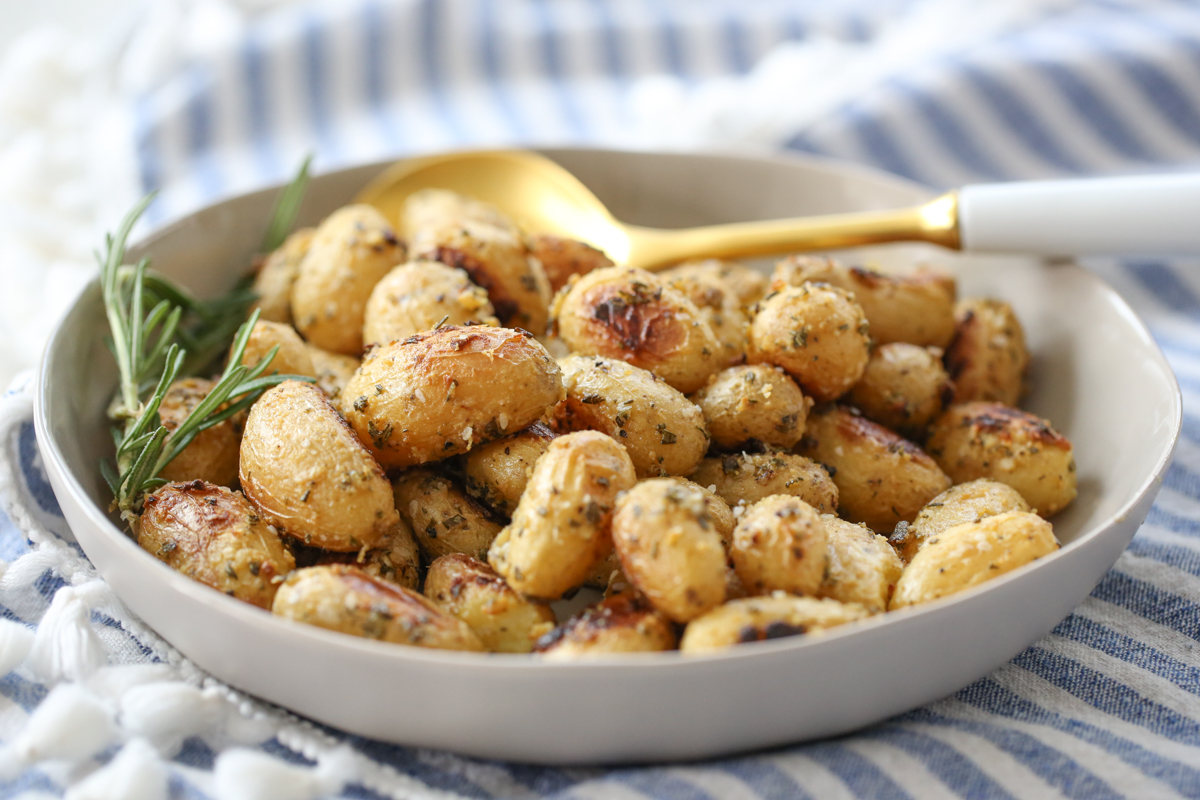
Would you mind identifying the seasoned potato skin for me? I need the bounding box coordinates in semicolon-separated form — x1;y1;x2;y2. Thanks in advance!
662;268;751;367
796;405;950;533
890;511;1058;609
895;479;1031;563
339;326;564;468
551;355;708;478
553;267;722;394
926;402;1076;517
535;595;677;659
291;205;404;354
748;283;870;402
531;234;615;294
691;365;811;449
611;479;727;622
139;481;294;609
424;555;555;653
690;452;838;515
239;380;397;552
363;261;497;347
392;468;503;562
463;422;557;515
157;378;241;487
488;431;636;599
819;515;903;613
306;346;359;400
731;496;829;597
237;320;317;379
307;520;422;590
680;595;870;654
660;259;768;309
272;564;484;651
847;343;952;436
251;227;314;325
945;298;1029;406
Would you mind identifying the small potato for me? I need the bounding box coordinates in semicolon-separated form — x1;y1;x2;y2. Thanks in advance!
272;564;484;651
291;205;405;354
488;431;636;599
945;298;1029;406
240;380;397;552
363;261;497;347
691;365;811;449
771;256;956;348
890;511;1059;609
552;266;722;394
463;422;558;515
894;479;1031;563
157;378;241;487
847;343;952;436
552;355;708;478
306;345;360;400
340;326;563;469
308;520;422;590
535;595;677;659
926;402;1076;517
731;496;828;597
139;481;294;609
819;515;903;613
424;554;555;653
662;267;751;366
530;234;615;294
680;595;870;654
748;283;870;402
611;479;727;622
796;405;950;533
690;452;838;515
251;227;314;325
660;259;768;309
392;468;503;562
236;320;317;379
667;477;737;546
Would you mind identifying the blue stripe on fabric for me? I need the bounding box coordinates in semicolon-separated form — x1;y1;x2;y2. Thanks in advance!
722;760;815;800
1111;49;1200;147
241;25;279;181
588;0;626;84
302;10;337;159
176;736;218;770
362;0;405;150
0;770;59;798
1127;536;1200;579
19;422;61;518
132;94;162;196
183;66;223;202
340;735;493;798
1125;260;1200;314
533;0;589;138
418;0;469;144
650;0;687;78
1162;460;1200;499
848;112;924;183
611;770;719;800
1031;57;1157;162
506;762;584;795
858;725;1017;800
478;0;531;140
1145;504;1200;539
802;743;913;800
34;569;69;600
0;672;49;712
343;783;392;800
1178;413;1200;446
900;78;1012;180
721;14;751;74
1051;613;1200;698
1091;569;1200;641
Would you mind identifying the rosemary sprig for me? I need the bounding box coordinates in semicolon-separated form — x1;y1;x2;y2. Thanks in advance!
261;154;312;253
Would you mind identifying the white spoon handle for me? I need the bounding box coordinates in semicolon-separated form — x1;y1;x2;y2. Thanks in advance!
959;172;1200;256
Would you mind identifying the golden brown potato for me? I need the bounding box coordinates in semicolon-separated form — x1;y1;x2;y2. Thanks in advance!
462;422;558;515
362;261;497;347
551;355;708;478
731;496;828;597
251;228;314;325
139;481;294;609
272;564;484;651
690;452;838;515
926;402;1076;517
819;515;903;613
236;320;317;379
239;380;397;552
552;267;722;394
308;520;422;590
691;365;811;449
680;595;870;654
890;511;1058;609
847;343;952;436
291;205;405;354
611;479;727;622
392;468;503;562
894;479;1031;563
661;267;751;366
771;256;956;348
748;283;870;402
157;378;241;487
488;431;636;599
306;346;359;400
667;477;737;546
339;326;563;469
535;595;677;659
660;259;768;309
796;405;950;533
530;234;615;294
945;298;1029;406
424;554;556;653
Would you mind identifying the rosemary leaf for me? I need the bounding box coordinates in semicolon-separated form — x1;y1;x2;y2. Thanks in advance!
261;155;312;253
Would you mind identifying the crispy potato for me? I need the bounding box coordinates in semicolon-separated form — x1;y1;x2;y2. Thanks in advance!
157;378;241;487
819;515;903;613
291;205;404;354
339;326;563;468
488;431;636;599
463;422;558;515
363;261;497;347
926;402;1076;517
392;468;503;562
611;479;727;622
690;452;838;515
251;228;314;325
552;267;722;393
796;405;950;533
139;481;294;609
945;298;1029;405
893;479;1031;563
306;346;359;400
535;595;677;659
662;267;751;366
307;520;422;590
680;595;870;654
731;496;828;597
660;259;768;309
771;256;956;348
847;343;952;436
239;380;397;552
530;234;615;294
237;320;317;379
668;477;737;546
691;365;811;449
890;511;1058;609
272;564;484;651
748;283;870;402
424;554;555;653
551;355;708;478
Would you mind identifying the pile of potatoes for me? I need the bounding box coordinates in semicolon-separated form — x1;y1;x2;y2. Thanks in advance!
134;189;1076;658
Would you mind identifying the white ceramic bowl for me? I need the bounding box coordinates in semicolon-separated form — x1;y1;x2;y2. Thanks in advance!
35;149;1180;764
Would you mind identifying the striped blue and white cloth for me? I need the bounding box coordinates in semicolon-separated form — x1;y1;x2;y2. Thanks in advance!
7;0;1200;797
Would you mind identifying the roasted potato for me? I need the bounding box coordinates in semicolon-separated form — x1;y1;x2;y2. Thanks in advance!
157;378;241;487
251;227;314;325
691;365;811;449
893;479;1031;563
730;496;829;597
362;261;497;347
945;298;1029;405
662;267;751;366
306;345;359;400
690;452;838;515
424;555;555;653
535;595;677;659
680;595;870;654
819;515;903;613
463;422;557;515
847;343;952;436
308;520;422;590
530;234;615;294
660;259;768;309
236;320;317;379
392;468;503;562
